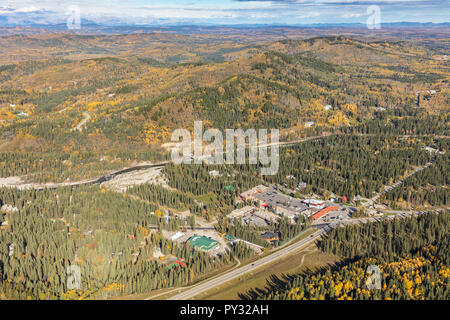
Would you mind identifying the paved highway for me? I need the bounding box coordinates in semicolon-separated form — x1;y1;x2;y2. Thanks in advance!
168;227;328;300
0;133;333;191
167;210;437;300
1;133;440;191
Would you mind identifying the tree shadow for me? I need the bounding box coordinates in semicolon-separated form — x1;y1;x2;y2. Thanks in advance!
237;258;358;300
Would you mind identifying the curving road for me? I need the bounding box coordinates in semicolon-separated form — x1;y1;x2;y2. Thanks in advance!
0;162;169;190
2;133;443;191
0;134;330;190
167;210;433;300
168;227;328;300
74;112;91;131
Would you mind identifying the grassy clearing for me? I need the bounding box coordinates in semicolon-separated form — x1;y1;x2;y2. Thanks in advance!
112;256;240;300
111;227;319;300
191;243;339;300
195;193;217;203
110;288;175;300
152;228;318;300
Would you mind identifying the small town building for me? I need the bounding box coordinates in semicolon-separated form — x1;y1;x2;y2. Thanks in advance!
297;182;307;189
0;220;9;230
209;170;221;178
239;185;269;201
422;146;439;154
228;206;255;219
152;246;164;258
303;199;326;209
311;206;340;220
170;231;185;241
189;235;220;251
0;204;19;213
224;234;236;241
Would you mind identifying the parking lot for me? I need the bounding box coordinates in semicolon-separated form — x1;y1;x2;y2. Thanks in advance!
319;208;353;222
253;188;311;214
240;185;361;224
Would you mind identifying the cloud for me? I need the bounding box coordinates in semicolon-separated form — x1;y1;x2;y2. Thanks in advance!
14;6;41;13
0;0;448;25
298;11;321;18
341;12;364;18
0;5;43;15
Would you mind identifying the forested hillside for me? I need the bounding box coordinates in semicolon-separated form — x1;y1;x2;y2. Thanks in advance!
0;30;448;300
255;211;449;300
0;185;233;299
0;33;448;183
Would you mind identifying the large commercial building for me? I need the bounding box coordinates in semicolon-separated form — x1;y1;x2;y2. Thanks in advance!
312;206;340;220
239;185;270;201
252;188;312;221
228;206;255;219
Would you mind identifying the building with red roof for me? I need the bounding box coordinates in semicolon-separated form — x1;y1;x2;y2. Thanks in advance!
311;206;340;220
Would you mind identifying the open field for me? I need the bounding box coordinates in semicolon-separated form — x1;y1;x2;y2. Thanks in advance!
126;228;317;300
192;243;339;300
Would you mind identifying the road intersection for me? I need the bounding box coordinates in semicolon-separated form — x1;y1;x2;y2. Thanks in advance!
168;227;327;300
167;210;433;300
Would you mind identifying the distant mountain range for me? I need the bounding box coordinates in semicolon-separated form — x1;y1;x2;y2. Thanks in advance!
0;7;448;34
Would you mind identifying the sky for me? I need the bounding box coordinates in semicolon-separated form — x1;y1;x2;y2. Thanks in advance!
0;0;448;26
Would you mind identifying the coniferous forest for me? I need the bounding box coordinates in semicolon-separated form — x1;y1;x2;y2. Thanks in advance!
255;212;449;300
0;26;448;301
